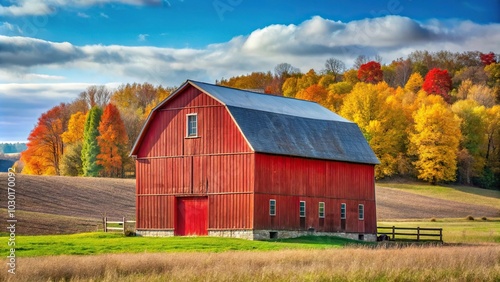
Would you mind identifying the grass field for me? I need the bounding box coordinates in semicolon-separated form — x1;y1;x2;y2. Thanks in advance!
1;233;365;257
2;245;499;282
379;218;500;243
377;182;500;209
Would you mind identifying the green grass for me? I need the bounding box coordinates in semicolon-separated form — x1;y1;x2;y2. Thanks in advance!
0;233;364;257
379;218;500;243
377;182;500;209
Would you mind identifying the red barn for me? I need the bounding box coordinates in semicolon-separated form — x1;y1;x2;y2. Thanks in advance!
130;80;380;241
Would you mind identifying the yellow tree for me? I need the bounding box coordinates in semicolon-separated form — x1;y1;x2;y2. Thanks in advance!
409;97;462;183
404;72;424;93
282;76;299;98
60;111;87;176
340;82;408;178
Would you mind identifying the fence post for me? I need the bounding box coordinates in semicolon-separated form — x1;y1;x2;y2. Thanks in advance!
104;217;107;233
123;217;126;235
417;227;420;241
392;226;395;240
439;228;443;242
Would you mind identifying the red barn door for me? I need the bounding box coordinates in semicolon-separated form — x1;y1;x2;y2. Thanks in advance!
175;197;208;236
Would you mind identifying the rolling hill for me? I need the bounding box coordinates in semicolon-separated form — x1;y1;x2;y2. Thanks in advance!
0;173;498;235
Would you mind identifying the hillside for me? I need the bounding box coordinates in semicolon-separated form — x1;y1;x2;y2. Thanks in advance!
0;173;498;235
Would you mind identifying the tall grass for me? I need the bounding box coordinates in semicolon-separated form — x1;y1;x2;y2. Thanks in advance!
3;245;499;281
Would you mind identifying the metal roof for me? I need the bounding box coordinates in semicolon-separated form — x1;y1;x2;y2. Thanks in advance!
191;81;351;122
131;80;379;165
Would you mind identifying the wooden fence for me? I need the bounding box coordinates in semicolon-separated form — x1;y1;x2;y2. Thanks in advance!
378;226;443;242
103;217;136;234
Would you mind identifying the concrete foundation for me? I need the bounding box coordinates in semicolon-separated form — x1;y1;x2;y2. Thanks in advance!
137;228;376;242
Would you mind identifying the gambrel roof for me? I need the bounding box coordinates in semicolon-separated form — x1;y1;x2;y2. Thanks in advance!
131;80;379;165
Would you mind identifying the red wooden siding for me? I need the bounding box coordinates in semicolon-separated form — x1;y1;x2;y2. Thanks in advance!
136;87;251;158
253;153;377;233
135;86;255;231
175;197;208;235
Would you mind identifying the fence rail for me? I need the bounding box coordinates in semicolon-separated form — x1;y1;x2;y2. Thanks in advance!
377;226;443;242
103;217;136;234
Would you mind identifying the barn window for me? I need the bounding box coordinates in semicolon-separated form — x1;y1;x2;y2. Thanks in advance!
340;203;346;219
186;114;198;137
358;204;364;220
318;202;325;218
299;201;306;217
269;199;276;216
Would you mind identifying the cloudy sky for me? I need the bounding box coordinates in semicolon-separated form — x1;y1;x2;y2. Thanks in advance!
0;0;499;142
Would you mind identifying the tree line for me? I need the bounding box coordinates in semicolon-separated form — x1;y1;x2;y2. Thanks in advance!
19;50;500;189
19;84;172;177
219;51;500;189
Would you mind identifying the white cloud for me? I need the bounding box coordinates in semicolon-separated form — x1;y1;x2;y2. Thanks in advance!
0;0;163;16
100;12;109;18
77;12;90;18
1;15;499;85
0;22;23;34
138;34;149;41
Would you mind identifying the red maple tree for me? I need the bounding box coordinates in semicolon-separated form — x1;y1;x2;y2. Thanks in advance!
422;68;452;102
480;52;497;66
357;61;383;84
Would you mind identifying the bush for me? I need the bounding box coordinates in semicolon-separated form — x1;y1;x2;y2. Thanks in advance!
481;217;487;221
430;218;437;222
465;215;474;221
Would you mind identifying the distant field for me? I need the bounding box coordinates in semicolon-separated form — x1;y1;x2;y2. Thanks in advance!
379;218;500;243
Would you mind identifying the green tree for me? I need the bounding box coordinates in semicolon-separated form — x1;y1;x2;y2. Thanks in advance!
81;106;103;177
409;98;462;184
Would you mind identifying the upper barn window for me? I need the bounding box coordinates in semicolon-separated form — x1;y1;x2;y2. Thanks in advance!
186;113;198;137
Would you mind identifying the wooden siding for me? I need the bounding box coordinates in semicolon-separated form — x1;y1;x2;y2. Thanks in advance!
253;153;377;233
135;86;254;230
136;87;251;158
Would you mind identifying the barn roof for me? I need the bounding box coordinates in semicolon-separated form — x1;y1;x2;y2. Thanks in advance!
131;80;379;165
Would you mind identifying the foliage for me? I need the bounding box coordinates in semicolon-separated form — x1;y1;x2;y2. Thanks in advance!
422;68;452;102
480;52;496;66
409;98;462;183
81;106;103;177
96;104;129;177
404;72;424;93
358;61;383;84
61;111;87;144
21;104;68;175
60;141;83;176
295;84;328;106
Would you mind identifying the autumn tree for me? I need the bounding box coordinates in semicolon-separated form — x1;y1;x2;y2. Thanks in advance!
327;82;352;112
409;97;461;184
81;106;103;177
60;111;87;176
342;69;359;85
358;61;383;84
451;100;488;184
422;68;452;102
295;84;328;106
97;104;129;177
480;52;497;66
404;73;424;93
21;104;68;175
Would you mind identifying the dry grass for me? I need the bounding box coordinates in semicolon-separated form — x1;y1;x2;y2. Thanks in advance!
3;245;499;281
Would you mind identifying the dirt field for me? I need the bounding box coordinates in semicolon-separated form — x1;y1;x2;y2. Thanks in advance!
0;173;498;235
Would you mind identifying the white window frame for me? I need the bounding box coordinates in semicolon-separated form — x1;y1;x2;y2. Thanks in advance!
319;202;325;218
340;203;346;219
269;199;276;216
358;204;364;220
299;201;306;218
186;113;198;137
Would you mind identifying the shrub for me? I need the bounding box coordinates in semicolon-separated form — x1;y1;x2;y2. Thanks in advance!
465;215;474;221
481;217;487;221
430;218;436;222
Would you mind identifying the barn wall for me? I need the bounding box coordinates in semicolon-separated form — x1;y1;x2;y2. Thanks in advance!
136;87;251;158
135;86;255;230
253;153;376;233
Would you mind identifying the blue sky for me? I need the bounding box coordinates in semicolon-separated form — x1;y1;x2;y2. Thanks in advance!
0;0;499;142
